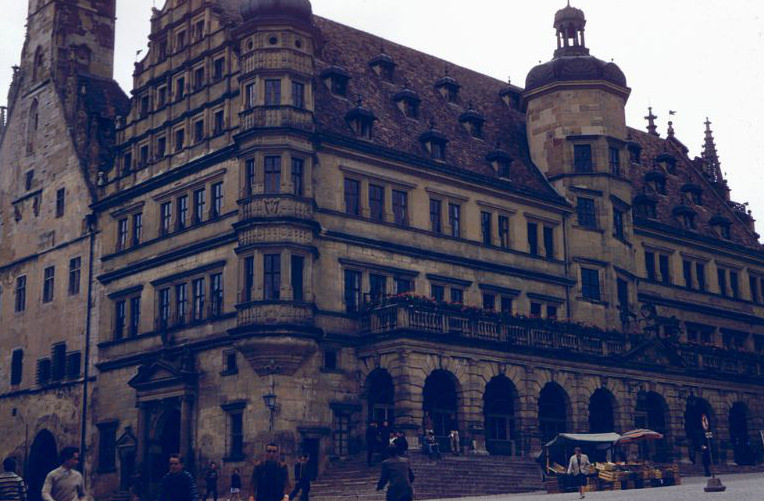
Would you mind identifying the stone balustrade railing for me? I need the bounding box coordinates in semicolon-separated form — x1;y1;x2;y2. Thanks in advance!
240;107;313;132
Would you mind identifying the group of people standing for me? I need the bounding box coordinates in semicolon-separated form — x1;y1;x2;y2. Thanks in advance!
0;447;85;501
365;420;408;466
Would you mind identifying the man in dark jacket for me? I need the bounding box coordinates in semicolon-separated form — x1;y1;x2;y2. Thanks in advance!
249;444;290;501
288;454;311;501
376;446;414;501
392;432;408;455
158;454;199;501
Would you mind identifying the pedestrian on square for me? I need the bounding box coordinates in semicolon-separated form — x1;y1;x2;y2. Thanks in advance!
366;421;380;466
0;457;27;501
376;446;414;501
204;461;219;501
392;432;408;455
566;447;591;500
701;444;712;477
249;443;290;501
230;468;242;501
41;447;85;501
425;431;441;460
288;454;311;501
158;454;199;501
379;421;392;450
448;429;460;456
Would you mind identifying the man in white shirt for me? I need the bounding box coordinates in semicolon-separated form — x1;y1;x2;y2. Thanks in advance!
566;447;591;499
41;447;85;501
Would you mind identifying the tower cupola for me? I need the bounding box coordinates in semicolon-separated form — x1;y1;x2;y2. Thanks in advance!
554;1;588;57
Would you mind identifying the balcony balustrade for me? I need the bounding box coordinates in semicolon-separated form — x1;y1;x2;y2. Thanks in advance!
240;106;313;132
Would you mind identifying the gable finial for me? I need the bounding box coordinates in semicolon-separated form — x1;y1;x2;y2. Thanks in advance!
645;106;659;136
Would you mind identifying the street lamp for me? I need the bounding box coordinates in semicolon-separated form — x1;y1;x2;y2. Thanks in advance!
262;360;280;431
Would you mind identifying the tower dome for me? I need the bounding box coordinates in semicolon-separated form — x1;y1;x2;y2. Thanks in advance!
241;0;313;24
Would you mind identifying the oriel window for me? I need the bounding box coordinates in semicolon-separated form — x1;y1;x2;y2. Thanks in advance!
369;184;385;221
264;156;281;195
264;254;281;300
265;79;281;106
291;158;304;196
392;190;408;225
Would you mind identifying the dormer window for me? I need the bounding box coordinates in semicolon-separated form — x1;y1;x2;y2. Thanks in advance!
394;86;420;119
499;83;522;110
420;126;448;161
435;73;460;103
345;99;376;140
459;107;485;139
320;65;350;97
710;214;732;240
644;170;667;195
672;206;696;230
655;153;677;174
369;51;396;82
487;148;512;178
633;194;657;219
681;183;703;206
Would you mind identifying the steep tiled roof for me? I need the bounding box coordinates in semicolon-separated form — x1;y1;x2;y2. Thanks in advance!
627;127;759;247
312;17;560;201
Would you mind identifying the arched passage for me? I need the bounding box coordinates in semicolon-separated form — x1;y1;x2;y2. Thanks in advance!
538;383;569;444
635;391;670;462
483;375;519;456
366;368;395;424
148;408;181;488
28;430;58;501
685;396;714;461
588;388;616;433
729;402;754;465
423;370;460;440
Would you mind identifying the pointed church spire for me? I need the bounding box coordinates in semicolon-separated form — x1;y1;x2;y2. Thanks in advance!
645;107;659;136
701;117;724;184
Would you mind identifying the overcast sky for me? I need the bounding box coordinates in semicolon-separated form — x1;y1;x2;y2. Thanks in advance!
2;0;763;231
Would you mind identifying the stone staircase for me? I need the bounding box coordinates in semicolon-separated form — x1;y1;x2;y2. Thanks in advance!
310;452;544;500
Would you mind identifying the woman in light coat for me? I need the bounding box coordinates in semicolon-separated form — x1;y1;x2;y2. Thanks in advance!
567;447;591;499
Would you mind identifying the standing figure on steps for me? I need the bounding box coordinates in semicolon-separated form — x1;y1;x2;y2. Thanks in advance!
376;446;415;501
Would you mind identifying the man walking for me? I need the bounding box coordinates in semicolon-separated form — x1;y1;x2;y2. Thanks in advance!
288;454;311;501
566;447;591;499
204;461;219;501
376;446;414;501
41;447;85;501
0;457;27;501
249;444;290;501
158;454;199;501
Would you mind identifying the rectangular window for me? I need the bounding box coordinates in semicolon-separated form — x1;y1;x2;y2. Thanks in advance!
431;284;445;302
139;145;149;167
245;83;256;109
730;271;739;298
718;269;727;296
498;216;510;248
132;213;143;246
291;158;304;196
194;66;205;91
344;179;360;215
15;276;26;312
543;226;554;259
210;273;223;317
193;189;206;224
324;350;338;370
659;255;671;284
481;212;492;245
395;277;412;294
645;251;656;281
291;255;304;302
123;153;132;174
194;119;204;143
98;422;118;472
230;411;244;459
500;296;513;314
158;288;171;329
448;203;461;238
430;199;442;233
369;274;387;302
577;198;596;228
160;202;172;236
68;257;81;295
11;350;23;385
683;260;693;290
213;57;225;80
574;144;593;173
369;184;385;221
617;278;629;313
265;79;281;106
211;182;223;218
176;77;185;100
51;343;66;381
224;350;238;374
482;293;495;311
176;30;186;50
56;188;65;218
245;159;256;196
450;288;463;304
264;156;281;195
392;190;408;226
613;209;624;240
129;296;141;336
263;254;281;300
175;128;185;151
114;300;126;339
37;359;51;385
192;278;205;321
530;302;542;317
609;147;620;176
213;110;224;134
157;136;167;159
195;19;206;41
243;256;255;302
527;222;538;255
176;283;188;325
344;269;362;312
292;81;305;109
544;305;557;319
751;276;759;303
43;266;55;303
117;218;128;250
177;195;189;230
581;268;601;301
139;95;150;117
157;86;167;108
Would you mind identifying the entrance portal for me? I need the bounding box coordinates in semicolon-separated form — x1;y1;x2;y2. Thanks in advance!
28;430;58;501
484;376;518;455
148;408;181;490
366;369;395;425
635;391;670;462
423;370;459;449
729;403;754;465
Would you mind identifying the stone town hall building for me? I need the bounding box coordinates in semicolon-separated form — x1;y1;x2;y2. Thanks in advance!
1;0;764;498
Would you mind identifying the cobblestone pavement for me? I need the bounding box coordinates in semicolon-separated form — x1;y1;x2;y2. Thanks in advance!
423;473;764;500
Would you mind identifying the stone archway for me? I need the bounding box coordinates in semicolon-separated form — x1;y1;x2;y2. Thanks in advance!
588;388;616;433
148;407;181;489
635;391;670;462
685;396;714;462
538;383;569;444
484;375;519;456
423;370;460;442
365;368;395;425
28;430;57;501
729;402;754;465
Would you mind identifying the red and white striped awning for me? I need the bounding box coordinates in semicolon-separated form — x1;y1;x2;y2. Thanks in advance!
617;429;664;444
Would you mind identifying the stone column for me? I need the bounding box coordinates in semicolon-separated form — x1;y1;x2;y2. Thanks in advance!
391;351;422;449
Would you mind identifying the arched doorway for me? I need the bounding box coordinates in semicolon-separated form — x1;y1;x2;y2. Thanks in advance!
635;391;670;462
484;375;518;456
589;389;616;433
148;408;181;489
28;430;58;501
423;370;459;447
729;403;754;465
539;383;569;464
366;369;395;425
685;397;714;463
